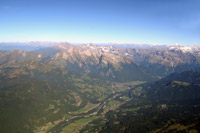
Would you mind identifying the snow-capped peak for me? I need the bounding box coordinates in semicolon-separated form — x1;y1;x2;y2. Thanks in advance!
168;45;200;53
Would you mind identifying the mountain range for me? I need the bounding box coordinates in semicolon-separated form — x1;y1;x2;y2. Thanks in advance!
0;42;200;132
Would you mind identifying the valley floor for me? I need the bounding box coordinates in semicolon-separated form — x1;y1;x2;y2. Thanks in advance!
34;82;139;133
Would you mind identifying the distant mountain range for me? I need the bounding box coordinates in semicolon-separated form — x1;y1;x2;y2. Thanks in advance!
1;41;200;51
0;42;59;51
0;42;200;80
0;43;157;82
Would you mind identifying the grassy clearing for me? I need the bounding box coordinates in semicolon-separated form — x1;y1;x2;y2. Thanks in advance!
152;120;197;133
34;117;66;133
120;96;130;101
61;116;98;133
71;103;98;115
108;100;120;107
125;107;140;112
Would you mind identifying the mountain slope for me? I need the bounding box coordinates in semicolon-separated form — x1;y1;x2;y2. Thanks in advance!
165;71;200;83
123;48;200;76
62;43;200;77
0;60;113;132
36;43;200;78
97;71;200;133
43;43;157;82
0;44;157;82
0;50;45;66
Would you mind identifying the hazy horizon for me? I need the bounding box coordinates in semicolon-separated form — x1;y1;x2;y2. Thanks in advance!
0;41;198;47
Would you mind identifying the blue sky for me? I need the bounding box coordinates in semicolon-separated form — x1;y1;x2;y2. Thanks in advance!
0;0;200;45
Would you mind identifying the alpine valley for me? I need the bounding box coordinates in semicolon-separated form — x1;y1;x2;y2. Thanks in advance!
0;42;200;133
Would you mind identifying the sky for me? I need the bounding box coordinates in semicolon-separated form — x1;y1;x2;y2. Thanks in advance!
0;0;200;46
